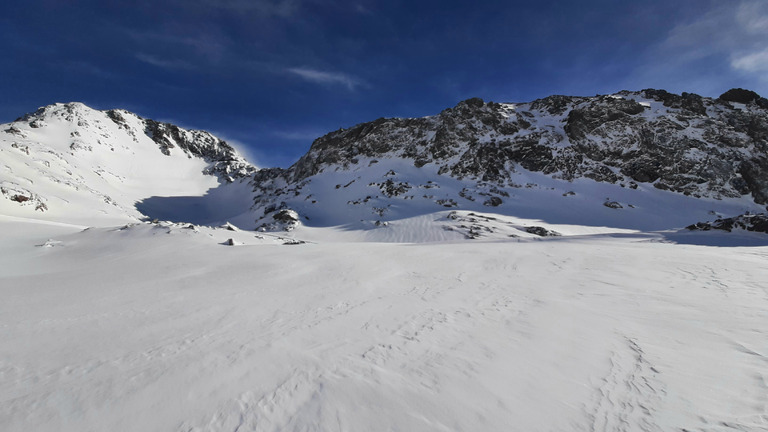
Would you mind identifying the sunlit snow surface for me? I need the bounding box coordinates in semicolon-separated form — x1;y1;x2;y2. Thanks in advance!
2;215;768;432
2;101;768;431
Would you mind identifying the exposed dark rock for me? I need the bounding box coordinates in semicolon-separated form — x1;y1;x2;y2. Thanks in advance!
530;95;581;116
462;97;485;109
4;125;23;136
483;196;503;207
436;198;458;207
719;88;762;105
642;89;707;115
564;97;645;142
376;179;411;197
687;213;768;233
524;226;561;237
283;239;306;245
273;209;299;223
737;158;768;204
256;208;300;232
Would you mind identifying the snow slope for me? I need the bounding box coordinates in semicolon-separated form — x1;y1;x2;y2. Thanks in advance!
2;217;768;431
0;103;256;227
253;155;765;236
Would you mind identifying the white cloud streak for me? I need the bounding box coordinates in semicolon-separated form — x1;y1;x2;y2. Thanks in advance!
662;1;768;75
125;28;229;61
623;1;768;96
286;67;365;90
271;129;324;141
198;0;301;17
732;49;768;73
136;53;195;70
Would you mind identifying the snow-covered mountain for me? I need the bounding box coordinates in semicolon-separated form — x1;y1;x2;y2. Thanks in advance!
3;89;768;237
0;102;256;226
252;88;768;235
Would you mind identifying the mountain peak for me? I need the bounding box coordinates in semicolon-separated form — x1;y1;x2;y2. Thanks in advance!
14;101;97;124
249;88;768;232
718;88;768;107
1;102;257;225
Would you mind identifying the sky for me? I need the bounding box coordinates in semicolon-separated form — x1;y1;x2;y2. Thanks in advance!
2;0;768;167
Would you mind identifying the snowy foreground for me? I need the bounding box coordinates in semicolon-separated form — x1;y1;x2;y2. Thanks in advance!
2;216;768;432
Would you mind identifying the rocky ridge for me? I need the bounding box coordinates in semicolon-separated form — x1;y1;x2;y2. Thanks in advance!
687;213;768;233
251;88;768;229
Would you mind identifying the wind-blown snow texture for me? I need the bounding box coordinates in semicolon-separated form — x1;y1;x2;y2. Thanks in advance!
2;91;768;431
2;218;768;432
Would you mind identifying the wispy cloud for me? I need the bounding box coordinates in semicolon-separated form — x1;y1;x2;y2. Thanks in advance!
196;0;301;17
271;129;324;141
165;35;228;60
62;61;115;79
665;2;766;55
621;1;768;96
665;2;768;79
286;67;365;90
354;4;373;15
732;49;768;73
125;28;229;61
136;53;195;70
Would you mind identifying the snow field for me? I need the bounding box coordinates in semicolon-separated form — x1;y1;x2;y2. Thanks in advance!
2;219;767;431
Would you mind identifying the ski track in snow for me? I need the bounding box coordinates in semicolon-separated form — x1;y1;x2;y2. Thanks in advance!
1;220;768;432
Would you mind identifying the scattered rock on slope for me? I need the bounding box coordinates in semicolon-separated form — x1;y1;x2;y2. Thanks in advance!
686;213;768;233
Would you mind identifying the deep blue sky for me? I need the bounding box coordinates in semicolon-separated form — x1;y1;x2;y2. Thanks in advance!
2;0;767;167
